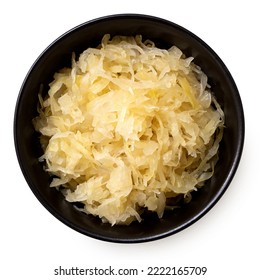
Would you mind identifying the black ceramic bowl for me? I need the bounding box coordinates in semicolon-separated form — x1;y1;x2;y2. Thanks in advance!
14;14;244;243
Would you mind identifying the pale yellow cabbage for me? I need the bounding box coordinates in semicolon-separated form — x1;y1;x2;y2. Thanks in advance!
33;35;224;225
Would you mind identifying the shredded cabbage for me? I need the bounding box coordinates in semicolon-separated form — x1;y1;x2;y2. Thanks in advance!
33;35;224;225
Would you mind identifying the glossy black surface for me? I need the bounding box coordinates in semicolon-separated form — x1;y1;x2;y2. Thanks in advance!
14;14;244;243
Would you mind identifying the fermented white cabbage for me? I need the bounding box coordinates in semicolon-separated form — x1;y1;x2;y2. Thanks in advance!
33;35;224;225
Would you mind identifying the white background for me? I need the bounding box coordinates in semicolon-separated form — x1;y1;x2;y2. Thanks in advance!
1;0;259;279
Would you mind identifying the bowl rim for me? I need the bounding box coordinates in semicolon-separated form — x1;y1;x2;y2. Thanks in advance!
14;13;245;243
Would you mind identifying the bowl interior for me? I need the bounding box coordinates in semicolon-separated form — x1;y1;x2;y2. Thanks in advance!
14;14;244;243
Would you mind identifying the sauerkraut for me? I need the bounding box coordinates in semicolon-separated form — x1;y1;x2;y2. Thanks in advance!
33;35;224;225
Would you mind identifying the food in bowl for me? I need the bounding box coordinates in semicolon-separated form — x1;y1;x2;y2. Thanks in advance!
33;34;224;225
